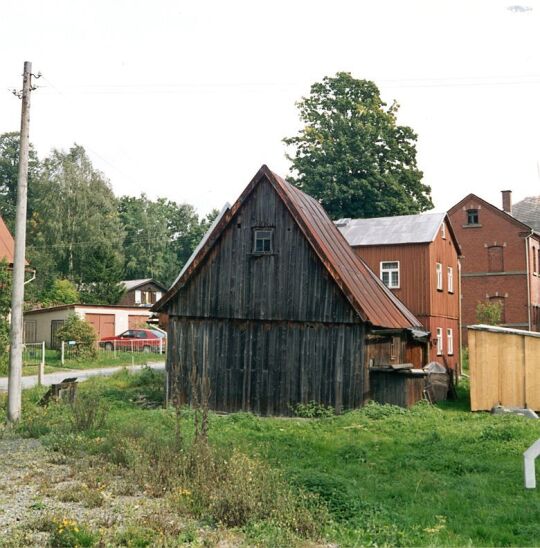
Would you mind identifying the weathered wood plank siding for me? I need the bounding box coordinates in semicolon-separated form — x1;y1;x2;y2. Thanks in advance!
167;317;365;414
168;180;359;324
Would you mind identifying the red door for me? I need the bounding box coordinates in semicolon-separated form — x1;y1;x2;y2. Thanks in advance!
85;313;115;339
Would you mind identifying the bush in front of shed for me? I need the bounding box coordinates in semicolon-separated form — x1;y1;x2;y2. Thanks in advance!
56;314;97;359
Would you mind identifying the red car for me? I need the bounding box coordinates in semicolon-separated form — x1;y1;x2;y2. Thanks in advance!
99;328;166;353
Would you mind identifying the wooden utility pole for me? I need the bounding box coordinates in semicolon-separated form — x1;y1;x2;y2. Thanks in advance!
7;61;33;423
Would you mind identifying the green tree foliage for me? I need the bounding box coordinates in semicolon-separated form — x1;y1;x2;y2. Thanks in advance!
0;260;11;372
56;314;97;359
476;300;503;325
284;72;433;220
119;195;218;286
41;279;80;307
27;145;125;302
0;132;40;231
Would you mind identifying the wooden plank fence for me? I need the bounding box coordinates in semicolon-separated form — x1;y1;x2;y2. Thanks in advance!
468;325;540;411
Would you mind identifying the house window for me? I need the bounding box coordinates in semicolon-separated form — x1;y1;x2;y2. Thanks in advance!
436;263;443;291
467;209;479;225
380;261;400;288
447;266;454;293
447;328;454;355
436;328;443;356
441;222;446;240
135;290;142;304
155;291;162;301
488;246;504;273
253;229;273;253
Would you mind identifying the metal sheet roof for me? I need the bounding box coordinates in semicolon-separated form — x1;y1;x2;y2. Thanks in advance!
0;215;15;266
336;212;447;246
512;196;540;232
122;279;168;292
155;165;422;330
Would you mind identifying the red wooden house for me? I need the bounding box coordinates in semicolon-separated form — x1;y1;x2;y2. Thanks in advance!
448;191;540;343
337;212;462;371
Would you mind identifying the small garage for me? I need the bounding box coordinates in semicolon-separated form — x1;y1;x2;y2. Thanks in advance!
24;304;153;348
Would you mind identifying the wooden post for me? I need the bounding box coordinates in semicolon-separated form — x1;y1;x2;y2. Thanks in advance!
38;341;45;386
61;341;65;366
8;62;33;422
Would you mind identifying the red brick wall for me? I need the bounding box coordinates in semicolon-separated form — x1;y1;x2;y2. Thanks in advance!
449;195;532;344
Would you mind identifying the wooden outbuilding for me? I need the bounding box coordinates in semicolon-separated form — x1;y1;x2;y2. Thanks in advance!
468;324;540;411
154;166;429;415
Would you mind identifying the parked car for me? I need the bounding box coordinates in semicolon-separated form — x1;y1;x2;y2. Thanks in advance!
99;328;166;353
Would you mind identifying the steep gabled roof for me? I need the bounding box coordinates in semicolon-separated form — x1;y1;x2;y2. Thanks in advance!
512;195;540;232
154;165;422;330
336;212;462;255
448;193;532;233
0;215;16;266
122;279;168;292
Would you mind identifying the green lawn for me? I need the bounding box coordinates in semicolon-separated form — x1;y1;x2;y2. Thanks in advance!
8;370;540;546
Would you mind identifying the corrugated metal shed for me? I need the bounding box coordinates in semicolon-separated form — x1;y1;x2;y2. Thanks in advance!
155;165;422;330
336;212;447;246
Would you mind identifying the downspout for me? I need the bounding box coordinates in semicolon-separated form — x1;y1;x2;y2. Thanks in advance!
525;230;533;330
458;259;463;378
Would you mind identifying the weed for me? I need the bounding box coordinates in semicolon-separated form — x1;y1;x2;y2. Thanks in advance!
33;516;98;547
292;400;335;418
56;483;105;508
70;391;109;432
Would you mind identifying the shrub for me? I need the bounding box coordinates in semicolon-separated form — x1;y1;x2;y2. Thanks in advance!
35;516;98;547
476;300;503;325
56;314;97;359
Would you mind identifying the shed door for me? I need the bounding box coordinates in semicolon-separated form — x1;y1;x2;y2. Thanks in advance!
128;315;147;329
51;320;65;349
85;313;115;339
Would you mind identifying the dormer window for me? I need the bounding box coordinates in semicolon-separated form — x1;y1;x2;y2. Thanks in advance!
253;229;273;253
467;209;479;225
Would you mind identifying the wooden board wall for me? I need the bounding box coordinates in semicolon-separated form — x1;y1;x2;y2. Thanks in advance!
167;317;366;415
469;328;540;411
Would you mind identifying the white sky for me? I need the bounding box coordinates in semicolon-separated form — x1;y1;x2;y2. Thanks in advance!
1;0;539;216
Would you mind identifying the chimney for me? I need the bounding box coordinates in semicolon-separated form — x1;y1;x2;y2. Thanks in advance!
501;190;512;214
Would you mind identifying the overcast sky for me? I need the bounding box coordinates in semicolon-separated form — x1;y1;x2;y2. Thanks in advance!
1;0;539;216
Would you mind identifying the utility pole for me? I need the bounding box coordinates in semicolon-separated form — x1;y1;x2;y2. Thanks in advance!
7;62;33;422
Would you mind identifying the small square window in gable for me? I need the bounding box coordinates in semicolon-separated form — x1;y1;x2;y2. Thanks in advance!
467;209;479;225
253;229;273;254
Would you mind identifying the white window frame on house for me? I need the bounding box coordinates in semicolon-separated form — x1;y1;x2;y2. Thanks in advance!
134;290;142;304
253;228;273;254
436;327;443;356
441;222;446;240
436;262;443;291
155;291;162;301
380;261;400;289
447;328;454;355
447;266;454;293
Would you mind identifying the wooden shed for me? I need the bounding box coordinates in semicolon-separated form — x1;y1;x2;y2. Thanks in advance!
154;165;428;415
469;324;540;411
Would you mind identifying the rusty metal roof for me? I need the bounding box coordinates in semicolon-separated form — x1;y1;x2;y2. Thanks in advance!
155;165;422;329
0;215;15;266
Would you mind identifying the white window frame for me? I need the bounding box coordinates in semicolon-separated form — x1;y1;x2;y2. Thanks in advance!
436;262;443;291
155;291;162;301
447;328;454;355
436;327;443;356
134;290;142;304
380;261;400;289
447;266;454;294
441;222;446;240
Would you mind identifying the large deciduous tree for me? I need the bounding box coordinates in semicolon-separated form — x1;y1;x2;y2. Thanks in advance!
0;132;40;231
284;72;433;219
28;145;125;303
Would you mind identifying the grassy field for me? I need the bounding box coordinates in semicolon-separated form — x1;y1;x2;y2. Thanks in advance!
3;368;540;546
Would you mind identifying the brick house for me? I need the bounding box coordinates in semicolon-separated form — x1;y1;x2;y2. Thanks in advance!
448;191;540;343
337;212;462;371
